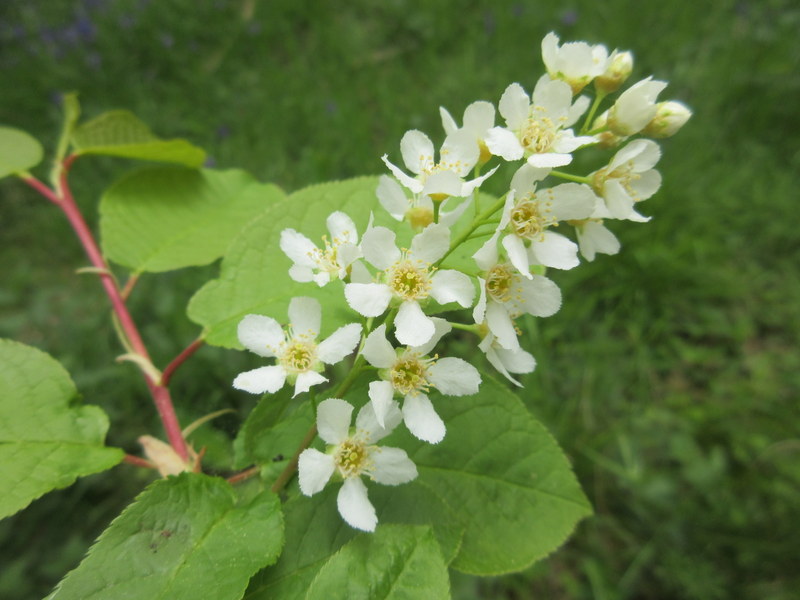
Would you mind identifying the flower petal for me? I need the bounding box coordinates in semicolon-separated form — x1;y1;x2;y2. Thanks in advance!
370;447;418;485
317;398;353;445
430;269;475;307
233;365;287;394
279;229;318;267
293;370;328;397
337;477;377;532
361;226;400;270
486;127;524;161
395;301;435;347
527;152;573;168
413;317;452;356
326;211;359;244
376;175;409;221
463;100;496;135
502;234;532;278
403;393;446;444
529;231;580;270
237;314;284;357
519;274;562;317
382;155;424;194
400;129;434;174
356;398;402;442
368;380;397;429
439;106;458;135
410;223;450;264
288;296;321;339
362;324;397;368
543;183;597;221
486;301;519;350
498;83;530;129
344;283;392;317
298;449;335;496
472;277;488;324
428;357;481;396
317;323;362;365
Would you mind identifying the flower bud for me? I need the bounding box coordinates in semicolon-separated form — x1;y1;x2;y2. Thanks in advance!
641;101;692;138
595;51;633;94
592;110;626;148
139;435;192;477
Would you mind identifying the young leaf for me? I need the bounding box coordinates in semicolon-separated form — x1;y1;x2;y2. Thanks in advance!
0;339;123;520
399;375;593;575
243;482;462;599
305;524;450;600
70;110;206;167
47;473;284;600
100;167;283;273
188;176;386;348
0;126;44;179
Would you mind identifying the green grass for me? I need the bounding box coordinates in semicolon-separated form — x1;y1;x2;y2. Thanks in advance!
1;0;799;598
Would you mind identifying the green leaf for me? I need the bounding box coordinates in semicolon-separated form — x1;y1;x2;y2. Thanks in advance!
48;473;284;600
244;482;462;599
71;110;205;167
0;339;123;520
100;167;284;273
188;176;388;348
305;525;450;600
400;375;593;575
0;126;44;179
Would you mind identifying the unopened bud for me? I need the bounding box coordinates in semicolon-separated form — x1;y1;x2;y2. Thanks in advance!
595;51;633;94
591;110;626;148
139;435;192;477
642;101;692;138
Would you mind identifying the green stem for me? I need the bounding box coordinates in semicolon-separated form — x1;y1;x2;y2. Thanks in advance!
580;90;607;135
449;321;480;334
433;201;441;224
436;194;507;267
550;170;591;184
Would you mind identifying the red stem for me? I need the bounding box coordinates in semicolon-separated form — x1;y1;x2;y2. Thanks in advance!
25;162;191;462
123;454;156;469
161;337;204;386
227;466;261;485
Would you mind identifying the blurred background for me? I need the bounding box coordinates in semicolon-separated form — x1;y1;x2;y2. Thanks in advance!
1;0;798;598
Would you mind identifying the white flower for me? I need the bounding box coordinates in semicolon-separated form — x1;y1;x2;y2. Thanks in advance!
591;139;661;220
382;129;497;201
485;77;595;167
573;218;621;261
298;398;417;532
233;297;361;397
344;223;474;347
472;236;562;350
376;175;472;230
595;50;634;94
607;77;667;136
280;212;362;287
641;100;692;138
439;100;496;165
541;32;610;94
362;321;480;444
478;331;536;387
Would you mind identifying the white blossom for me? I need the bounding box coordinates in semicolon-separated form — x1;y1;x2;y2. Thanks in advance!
280;211;362;286
376;175;473;230
382;129;497;202
298;398;417;532
233;297;361;397
344;223;474;347
363;321;480;443
591;139;661;220
541;32;610;94
607;77;667;136
485;77;595;168
478;331;536;387
439;100;496;165
472;234;562;350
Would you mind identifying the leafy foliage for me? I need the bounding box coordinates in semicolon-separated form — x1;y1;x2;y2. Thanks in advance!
0;340;122;520
71;110;206;167
47;473;284;600
188;176;388;347
100;166;283;273
0;126;43;179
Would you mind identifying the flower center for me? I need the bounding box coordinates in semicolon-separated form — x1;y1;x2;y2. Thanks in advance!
406;206;434;230
519;115;556;154
486;264;517;303
388;259;432;301
390;353;431;395
281;340;316;373
334;439;368;477
509;197;555;240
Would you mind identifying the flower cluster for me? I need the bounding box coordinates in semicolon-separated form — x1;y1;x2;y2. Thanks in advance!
233;32;690;531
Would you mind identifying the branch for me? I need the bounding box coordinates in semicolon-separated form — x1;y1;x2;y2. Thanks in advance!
161;337;205;386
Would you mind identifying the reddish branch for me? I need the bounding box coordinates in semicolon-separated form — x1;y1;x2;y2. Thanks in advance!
161;338;204;386
22;158;191;462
